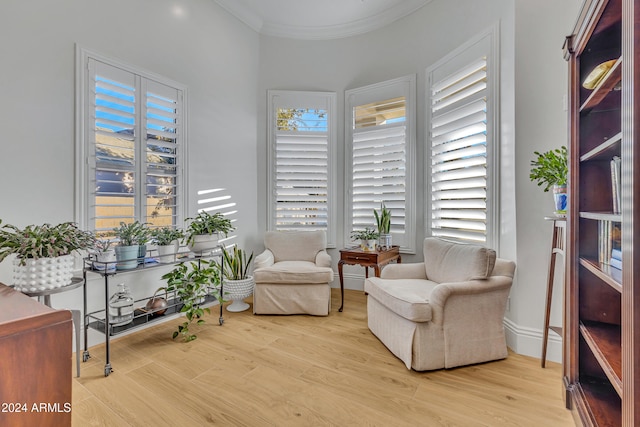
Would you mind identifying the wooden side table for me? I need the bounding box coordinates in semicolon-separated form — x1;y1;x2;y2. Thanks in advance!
338;246;401;312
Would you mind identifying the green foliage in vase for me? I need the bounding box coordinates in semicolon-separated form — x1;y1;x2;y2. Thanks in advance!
221;245;254;281
350;227;379;241
112;221;150;246
374;202;391;234
150;226;184;246
530;146;568;192
185;212;234;246
0;220;95;265
161;259;222;342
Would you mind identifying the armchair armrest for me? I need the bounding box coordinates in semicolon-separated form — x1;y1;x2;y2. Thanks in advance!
380;262;427;280
254;249;275;269
315;250;332;268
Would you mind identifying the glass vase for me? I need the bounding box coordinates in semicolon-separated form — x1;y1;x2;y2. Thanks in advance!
108;283;134;327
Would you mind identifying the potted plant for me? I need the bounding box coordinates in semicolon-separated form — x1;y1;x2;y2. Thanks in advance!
350;227;379;252
150;226;184;263
161;259;222;342
530;146;568;215
374;202;392;249
220;245;254;312
0;220;95;292
92;236;117;272
185;211;234;256
112;221;149;270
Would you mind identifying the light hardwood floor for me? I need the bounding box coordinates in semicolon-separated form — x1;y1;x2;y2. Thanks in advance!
72;289;574;426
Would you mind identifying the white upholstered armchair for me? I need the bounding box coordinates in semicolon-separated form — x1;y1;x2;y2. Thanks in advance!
253;231;334;316
365;237;515;371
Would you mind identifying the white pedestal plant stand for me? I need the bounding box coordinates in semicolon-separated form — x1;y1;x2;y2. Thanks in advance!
224;276;254;312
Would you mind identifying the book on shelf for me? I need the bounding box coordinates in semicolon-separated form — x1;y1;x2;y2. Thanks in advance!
611;156;621;214
598;220;622;265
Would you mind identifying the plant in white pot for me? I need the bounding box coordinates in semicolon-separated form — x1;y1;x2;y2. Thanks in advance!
150;226;184;263
350;227;379;252
0;220;95;292
112;221;148;270
530;146;568;215
185;211;234;256
220;245;254;312
92;237;117;272
374;202;392;249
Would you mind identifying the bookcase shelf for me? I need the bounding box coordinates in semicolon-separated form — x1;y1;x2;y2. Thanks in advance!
564;0;639;425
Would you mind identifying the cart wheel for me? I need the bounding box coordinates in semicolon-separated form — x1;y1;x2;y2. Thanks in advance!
219;317;224;325
82;351;91;362
104;364;112;377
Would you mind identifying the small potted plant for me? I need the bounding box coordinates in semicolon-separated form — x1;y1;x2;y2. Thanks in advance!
150;226;184;263
530;146;568;215
220;245;254;312
92;236;117;272
161;259;222;342
185;211;234;256
0;220;95;292
112;221;149;270
374;202;392;249
350;227;379;252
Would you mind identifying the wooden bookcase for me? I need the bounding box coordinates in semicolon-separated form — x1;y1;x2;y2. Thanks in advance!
564;0;640;425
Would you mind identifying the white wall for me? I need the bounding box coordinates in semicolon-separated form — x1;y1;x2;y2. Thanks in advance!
257;0;580;361
0;0;260;329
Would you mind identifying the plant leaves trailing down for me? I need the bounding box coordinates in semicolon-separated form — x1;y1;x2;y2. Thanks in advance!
529;146;568;192
161;259;222;342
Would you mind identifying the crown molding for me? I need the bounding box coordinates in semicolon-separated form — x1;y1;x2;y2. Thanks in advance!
214;0;432;40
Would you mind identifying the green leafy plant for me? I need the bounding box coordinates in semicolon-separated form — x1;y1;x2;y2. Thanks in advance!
185;212;234;246
374;202;391;235
350;227;379;241
150;226;184;246
161;259;222;342
94;238;115;253
530;146;568;192
221;245;254;280
0;220;95;265
113;221;149;246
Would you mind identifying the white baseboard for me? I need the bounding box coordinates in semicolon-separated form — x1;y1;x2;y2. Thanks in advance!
504;317;562;364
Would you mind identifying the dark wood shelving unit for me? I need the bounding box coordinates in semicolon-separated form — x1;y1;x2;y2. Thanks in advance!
564;0;640;425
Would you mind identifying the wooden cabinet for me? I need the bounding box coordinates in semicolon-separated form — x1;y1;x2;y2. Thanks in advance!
0;283;72;427
564;0;640;425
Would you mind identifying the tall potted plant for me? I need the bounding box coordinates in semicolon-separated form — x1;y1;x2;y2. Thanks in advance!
374;202;392;249
161;259;222;342
0;220;95;292
530;146;568;215
220;245;254;312
185;211;234;256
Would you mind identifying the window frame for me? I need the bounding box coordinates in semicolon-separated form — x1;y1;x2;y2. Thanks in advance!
75;46;188;232
345;75;417;253
425;26;499;249
266;90;338;247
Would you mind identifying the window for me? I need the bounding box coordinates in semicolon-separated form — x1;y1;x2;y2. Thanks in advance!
267;90;337;247
426;29;498;246
76;48;186;234
345;76;416;252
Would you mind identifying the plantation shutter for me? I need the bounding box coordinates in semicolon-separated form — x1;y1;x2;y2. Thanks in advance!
351;103;406;233
267;91;337;246
86;55;184;234
346;75;416;252
429;57;488;243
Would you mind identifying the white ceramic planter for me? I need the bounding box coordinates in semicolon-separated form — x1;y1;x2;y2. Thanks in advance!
360;239;377;252
188;234;219;256
13;254;75;292
156;241;178;263
224;276;254;312
93;249;117;272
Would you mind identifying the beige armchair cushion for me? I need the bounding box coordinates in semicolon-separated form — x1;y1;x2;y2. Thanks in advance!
423;237;496;283
253;260;333;284
264;230;327;263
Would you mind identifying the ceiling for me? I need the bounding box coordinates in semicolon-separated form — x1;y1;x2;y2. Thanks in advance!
213;0;432;40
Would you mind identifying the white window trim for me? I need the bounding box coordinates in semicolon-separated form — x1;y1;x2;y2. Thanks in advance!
75;45;188;231
345;75;417;253
425;25;500;250
266;90;338;247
